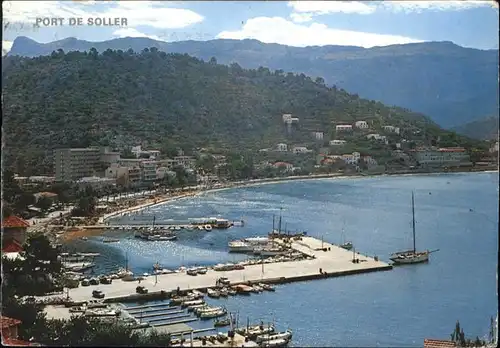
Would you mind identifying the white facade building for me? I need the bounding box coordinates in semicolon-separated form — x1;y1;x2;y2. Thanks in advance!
336;125;353;132
276;143;288;152
355;121;369;129
329;140;347;146
292;146;312;154
383;125;400;134
366;133;388;144
312;132;324;140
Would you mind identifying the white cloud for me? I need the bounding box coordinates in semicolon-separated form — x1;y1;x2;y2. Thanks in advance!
381;1;496;13
2;40;13;56
288;1;375;15
217;17;423;48
289;12;313;23
112;28;163;41
2;1;204;29
287;1;496;21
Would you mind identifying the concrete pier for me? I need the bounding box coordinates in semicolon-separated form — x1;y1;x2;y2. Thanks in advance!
58;237;391;304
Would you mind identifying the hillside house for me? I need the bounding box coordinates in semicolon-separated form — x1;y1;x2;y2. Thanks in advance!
282;114;299;124
366;134;388;144
272;162;293;172
1;316;39;346
342;152;361;165
383;125;400;134
329;140;347;146
276;143;288;152
336;125;353;132
361;155;378;167
292;146;312;154
1;216;29;251
355;121;369;129
312;132;324;140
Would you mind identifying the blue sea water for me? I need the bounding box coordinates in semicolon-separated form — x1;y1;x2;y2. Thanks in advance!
68;172;498;347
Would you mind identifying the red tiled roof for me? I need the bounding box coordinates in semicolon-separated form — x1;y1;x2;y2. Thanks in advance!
424;339;457;348
1;216;30;228
2;240;23;253
3;338;37;346
0;316;21;329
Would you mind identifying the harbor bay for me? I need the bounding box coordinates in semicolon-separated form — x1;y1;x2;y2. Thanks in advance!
59;172;497;346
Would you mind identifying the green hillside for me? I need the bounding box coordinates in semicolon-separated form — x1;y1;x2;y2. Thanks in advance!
453;116;499;140
1;48;485;175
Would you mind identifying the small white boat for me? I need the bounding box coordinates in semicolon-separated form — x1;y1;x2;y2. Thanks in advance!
200;308;227;319
252;285;263;292
195;306;222;315
259;283;275;292
207;288;220;298
228;240;253;253
261;338;289;347
244;236;269;245
188;304;207;312
219;288;228;297
181;299;204;308
256;330;293;343
158;235;177;241
204;225;212;231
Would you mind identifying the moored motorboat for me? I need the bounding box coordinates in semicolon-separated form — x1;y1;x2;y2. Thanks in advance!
219;288;228;297
256;330;293;343
200;308;227;319
259;283;275;292
207;288;220;298
181;299;204;308
261;338;289;347
228;240;254;253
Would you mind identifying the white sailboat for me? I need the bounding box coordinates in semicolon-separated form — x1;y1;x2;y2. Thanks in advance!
390;192;438;265
340;220;353;250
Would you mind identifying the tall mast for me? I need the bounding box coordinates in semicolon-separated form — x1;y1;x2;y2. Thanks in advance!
272;214;275;232
412;191;416;253
152;215;156;228
278;208;282;234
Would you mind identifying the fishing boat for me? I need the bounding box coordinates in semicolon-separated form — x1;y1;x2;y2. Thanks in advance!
181;299;204;308
188;304;207;312
158;235;177;241
259;283;275;292
228;240;254;253
207;288;220;298
244;237;269;245
261;338;289;347
252;284;263;292
219;288;229;297
214;317;232;327
200;308;227;319
256;330;293;344
390;192;438;265
195;306;223;315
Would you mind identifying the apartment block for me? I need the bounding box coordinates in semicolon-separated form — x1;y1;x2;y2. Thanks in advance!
54;148;102;182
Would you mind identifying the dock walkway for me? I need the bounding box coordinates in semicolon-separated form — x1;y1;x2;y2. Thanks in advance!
54;237;391;304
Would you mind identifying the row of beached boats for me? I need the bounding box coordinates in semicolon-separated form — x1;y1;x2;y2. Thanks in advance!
236;324;293;347
206;283;275;298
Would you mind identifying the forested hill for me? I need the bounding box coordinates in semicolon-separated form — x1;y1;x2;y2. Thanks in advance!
8;36;499;128
1;48;472;175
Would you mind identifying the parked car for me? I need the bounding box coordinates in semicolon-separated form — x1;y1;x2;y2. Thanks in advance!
218;277;230;286
136;286;148;294
92;290;105;299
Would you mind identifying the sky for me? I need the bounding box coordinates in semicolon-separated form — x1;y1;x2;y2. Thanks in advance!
2;1;499;55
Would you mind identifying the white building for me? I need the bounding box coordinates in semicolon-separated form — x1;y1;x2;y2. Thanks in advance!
76;176;116;191
131;145;161;159
336;125;353;132
282;114;299;124
141;161;157;182
173;155;196;168
366;133;388;144
362;156;378;167
383;125;400;134
312;132;324;140
412;147;470;166
341;152;360;165
272;162;293;172
355;121;369;129
292;146;312;154
329;140;347;146
276;143;288;152
490;141;499;153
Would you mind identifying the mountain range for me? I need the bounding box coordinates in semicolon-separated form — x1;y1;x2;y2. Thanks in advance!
452;116;499;140
7;36;498;132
